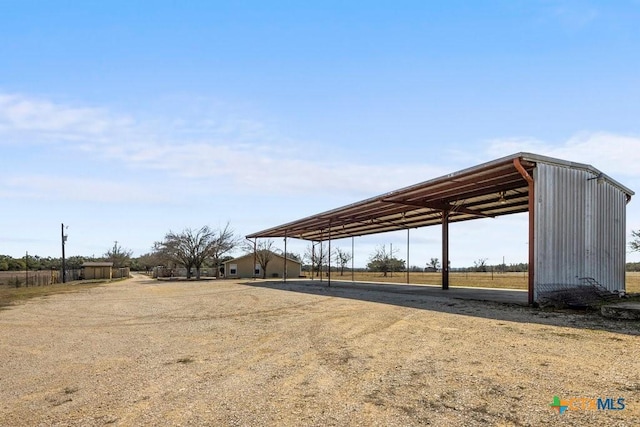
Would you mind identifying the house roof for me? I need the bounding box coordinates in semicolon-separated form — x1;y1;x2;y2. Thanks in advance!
247;152;634;242
82;262;114;267
223;251;301;265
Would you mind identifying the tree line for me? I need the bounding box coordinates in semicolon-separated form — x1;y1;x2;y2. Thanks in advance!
4;228;640;275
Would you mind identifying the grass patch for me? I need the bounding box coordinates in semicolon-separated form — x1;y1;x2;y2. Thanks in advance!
0;279;122;310
626;272;640;293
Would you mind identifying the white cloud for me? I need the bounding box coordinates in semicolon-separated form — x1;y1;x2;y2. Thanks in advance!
0;93;133;139
486;132;640;179
485;133;640;248
0;92;448;198
3;92;637;204
0;175;167;203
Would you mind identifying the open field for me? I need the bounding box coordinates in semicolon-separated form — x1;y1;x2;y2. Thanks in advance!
0;274;638;426
316;271;640;293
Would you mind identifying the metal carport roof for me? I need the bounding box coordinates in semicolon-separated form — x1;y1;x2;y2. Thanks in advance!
247;152;632;241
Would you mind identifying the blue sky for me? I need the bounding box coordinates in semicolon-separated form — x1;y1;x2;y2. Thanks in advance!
1;1;640;267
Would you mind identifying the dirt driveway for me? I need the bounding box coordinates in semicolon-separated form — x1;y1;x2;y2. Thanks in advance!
0;274;638;426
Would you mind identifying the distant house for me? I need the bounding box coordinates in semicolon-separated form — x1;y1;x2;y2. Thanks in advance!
223;252;301;279
81;262;114;280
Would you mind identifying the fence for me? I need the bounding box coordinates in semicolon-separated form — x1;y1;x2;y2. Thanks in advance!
112;267;130;279
0;270;58;287
0;269;82;287
1;267;130;287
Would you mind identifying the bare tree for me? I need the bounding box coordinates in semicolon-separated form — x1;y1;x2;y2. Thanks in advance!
367;245;404;277
209;223;239;278
427;257;440;271
304;243;328;277
473;258;488;272
154;232;193;277
631;230;640;252
104;241;133;269
154;226;221;279
252;240;279;279
133;252;163;273
335;248;352;276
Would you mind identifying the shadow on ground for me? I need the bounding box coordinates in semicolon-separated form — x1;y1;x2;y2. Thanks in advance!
241;279;640;336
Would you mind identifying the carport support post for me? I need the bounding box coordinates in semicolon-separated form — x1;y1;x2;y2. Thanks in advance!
328;224;332;287
319;238;323;283
351;236;355;283
283;233;287;283
406;228;410;284
311;242;315;281
514;158;535;305
442;209;450;290
253;238;257;280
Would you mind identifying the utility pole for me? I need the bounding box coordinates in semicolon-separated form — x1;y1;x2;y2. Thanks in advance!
25;251;28;287
61;223;67;283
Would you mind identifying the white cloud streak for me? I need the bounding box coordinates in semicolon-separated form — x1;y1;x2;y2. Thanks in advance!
2;92;639;204
0;92;448;198
0;93;133;140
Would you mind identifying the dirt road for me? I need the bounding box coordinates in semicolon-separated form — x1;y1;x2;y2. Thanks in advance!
0;274;638;426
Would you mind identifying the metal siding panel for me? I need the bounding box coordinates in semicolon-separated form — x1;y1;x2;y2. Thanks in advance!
534;163;627;300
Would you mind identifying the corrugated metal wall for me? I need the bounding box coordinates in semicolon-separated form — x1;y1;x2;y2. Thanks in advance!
533;163;627;299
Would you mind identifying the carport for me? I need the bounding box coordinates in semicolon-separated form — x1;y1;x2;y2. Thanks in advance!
247;152;634;305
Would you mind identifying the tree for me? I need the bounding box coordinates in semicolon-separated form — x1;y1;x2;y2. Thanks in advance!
154;226;220;279
208;223;239;278
427;257;440;271
6;257;25;271
304;243;328;277
154;232;193;278
367;245;405;277
132;252;164;273
65;256;86;270
631;230;640;252
251;240;278;279
335;248;352;276
473;258;488;272
104;241;133;269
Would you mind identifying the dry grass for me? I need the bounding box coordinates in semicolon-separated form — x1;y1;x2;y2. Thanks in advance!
0;280;116;309
319;271;640;293
627;272;640;293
